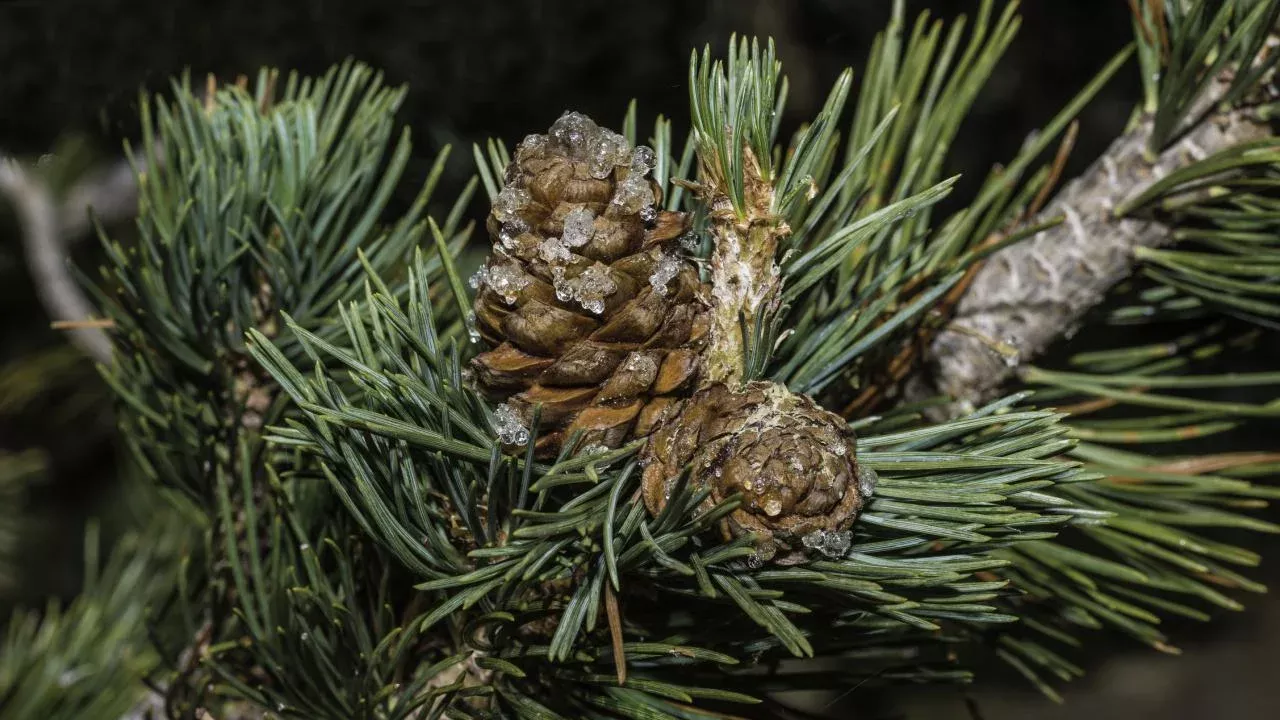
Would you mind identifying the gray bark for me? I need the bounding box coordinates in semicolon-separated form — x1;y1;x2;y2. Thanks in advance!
909;88;1272;416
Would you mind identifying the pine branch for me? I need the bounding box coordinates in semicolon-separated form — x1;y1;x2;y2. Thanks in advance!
913;1;1279;415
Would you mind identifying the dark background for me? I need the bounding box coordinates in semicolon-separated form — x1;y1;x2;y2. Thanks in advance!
0;1;1275;717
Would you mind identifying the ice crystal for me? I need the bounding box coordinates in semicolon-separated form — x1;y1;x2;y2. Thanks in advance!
561;206;596;247
649;253;681;296
493;403;530;445
802;529;852;559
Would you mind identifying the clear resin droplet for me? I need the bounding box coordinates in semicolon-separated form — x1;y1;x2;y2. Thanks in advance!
493;186;531;224
487;263;530;304
649;253;681;296
857;465;879;498
589;129;631;179
539;237;572;265
802;529;852;559
630;145;656;174
611;174;655;214
623;352;657;375
572;263;617;314
763;498;783;517
493;403;530;445
498;219;528;249
466;311;481;343
561;207;596;247
549;111;601;160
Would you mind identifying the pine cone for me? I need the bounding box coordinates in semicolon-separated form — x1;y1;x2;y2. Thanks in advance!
640;381;867;564
471;112;709;457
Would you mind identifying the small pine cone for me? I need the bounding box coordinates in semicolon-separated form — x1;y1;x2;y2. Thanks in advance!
640;381;866;565
471;111;709;457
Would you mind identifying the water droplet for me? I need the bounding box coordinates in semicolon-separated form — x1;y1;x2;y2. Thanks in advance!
639;204;658;223
763;498;783;517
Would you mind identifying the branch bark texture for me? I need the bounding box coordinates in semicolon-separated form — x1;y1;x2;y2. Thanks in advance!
911;91;1272;415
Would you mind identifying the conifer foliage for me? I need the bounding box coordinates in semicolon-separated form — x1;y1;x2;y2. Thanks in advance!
4;1;1280;718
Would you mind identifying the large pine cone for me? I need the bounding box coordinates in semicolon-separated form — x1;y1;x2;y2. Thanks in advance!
640;381;867;564
470;112;709;457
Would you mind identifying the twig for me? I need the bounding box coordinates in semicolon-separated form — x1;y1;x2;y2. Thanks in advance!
910;76;1272;416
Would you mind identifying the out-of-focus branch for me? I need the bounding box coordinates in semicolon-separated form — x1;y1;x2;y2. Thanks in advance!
0;151;145;365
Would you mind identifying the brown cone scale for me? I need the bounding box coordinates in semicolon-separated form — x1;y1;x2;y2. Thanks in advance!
639;381;866;565
470;112;709;457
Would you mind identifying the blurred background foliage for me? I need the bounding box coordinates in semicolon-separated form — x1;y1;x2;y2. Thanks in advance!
0;0;1275;717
